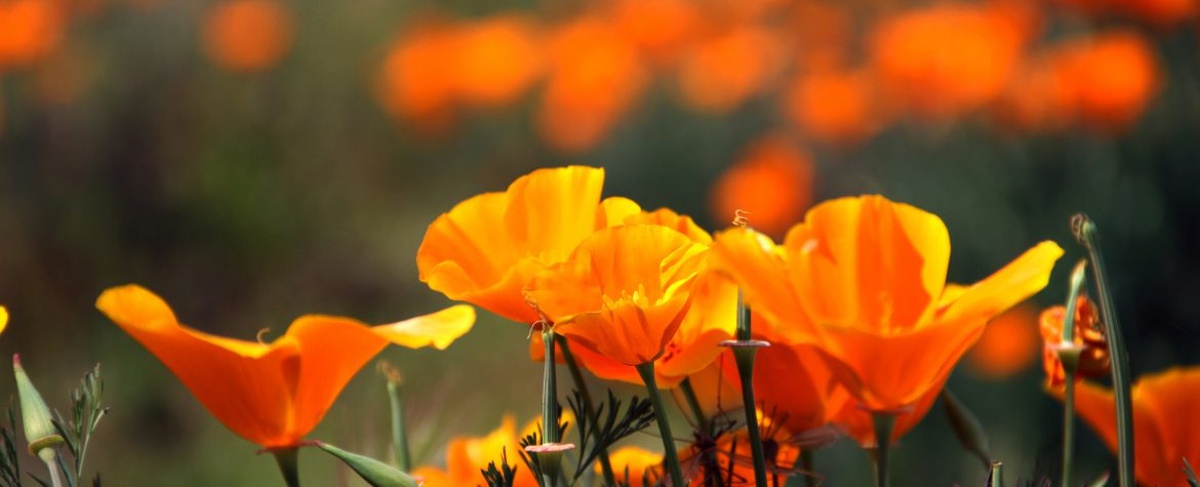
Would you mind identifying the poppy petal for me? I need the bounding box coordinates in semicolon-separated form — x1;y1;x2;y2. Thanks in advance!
286;315;391;440
372;304;476;350
937;241;1063;324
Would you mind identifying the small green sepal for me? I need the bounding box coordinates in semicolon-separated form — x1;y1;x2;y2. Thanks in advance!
315;441;420;487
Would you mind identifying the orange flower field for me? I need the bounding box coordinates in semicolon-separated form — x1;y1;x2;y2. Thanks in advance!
0;0;1198;485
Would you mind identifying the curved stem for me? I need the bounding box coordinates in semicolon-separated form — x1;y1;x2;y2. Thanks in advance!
554;334;615;486
635;362;684;487
1060;260;1087;487
1073;215;1134;487
272;447;301;487
678;378;710;435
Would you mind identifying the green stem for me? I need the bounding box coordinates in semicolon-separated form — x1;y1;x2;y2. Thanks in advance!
386;380;411;472
635;362;684;487
872;413;895;487
553;334;615;486
1060;260;1087;487
540;328;560;487
736;289;752;341
801;449;816;487
678;377;710;435
732;345;769;487
272;447;301;487
989;461;1004;487
1072;215;1134;487
38;450;63;487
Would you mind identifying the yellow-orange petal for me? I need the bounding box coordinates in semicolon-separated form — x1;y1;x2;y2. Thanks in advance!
287;315;391;442
624;207;713;244
96;285;300;447
936;241;1063;325
710;227;817;345
0;306;7;335
752;342;838;434
830;375;943;447
372;304;475;350
557;291;694;366
607;446;664;485
411;466;452;487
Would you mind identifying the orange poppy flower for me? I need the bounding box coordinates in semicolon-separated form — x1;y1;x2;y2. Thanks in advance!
1118;0;1196;27
1064;367;1200;487
418;166;642;325
606;446;664;486
545;265;735;388
712;195;1063;412
608;0;698;67
537;16;648;153
784;68;877;145
676;25;784;114
376;21;457;130
709;135;814;239
870;4;1026;119
417;415;540;487
967;302;1040;379
525;224;710;367
95;284;474;449
0;0;64;70
744;341;841;437
451;16;542;108
1051;31;1160;132
827;376;943;448
1039;296;1110;387
201;0;294;73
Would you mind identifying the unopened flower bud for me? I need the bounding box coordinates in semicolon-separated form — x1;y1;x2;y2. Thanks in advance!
13;355;64;456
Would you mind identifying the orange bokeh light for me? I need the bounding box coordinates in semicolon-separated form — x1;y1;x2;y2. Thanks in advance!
709;135;814;237
201;0;294;73
967;302;1040;379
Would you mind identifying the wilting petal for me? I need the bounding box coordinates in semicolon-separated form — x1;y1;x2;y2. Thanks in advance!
372;305;475;350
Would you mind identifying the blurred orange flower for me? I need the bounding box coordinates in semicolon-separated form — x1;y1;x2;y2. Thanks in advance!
870;4;1027;119
376;22;457;130
1052;31;1160;131
827;376;943;447
451;16;542;108
526;224;709;367
537;16;648;153
1039;295;1110;387
416;415;541;487
0;306;7;335
1066;367;1200;487
712;195;1063;412
606;446;664;486
0;0;64;70
785;68;877;145
609;0;699;67
709;135;814;239
96;284;474;448
677;25;784;114
201;0;294;73
746;341;840;436
967;302;1040;379
418;166;642;325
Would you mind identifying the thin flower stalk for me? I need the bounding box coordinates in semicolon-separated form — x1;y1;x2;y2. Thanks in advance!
1059;259;1088;487
553;334;616;486
540;327;561;487
678;377;710;435
1071;214;1134;487
378;362;411;472
634;362;684;487
273;448;301;487
872;413;896;487
730;292;769;487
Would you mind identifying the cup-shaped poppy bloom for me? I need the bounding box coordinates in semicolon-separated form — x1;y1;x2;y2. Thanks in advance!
417;166;642;325
1063;367;1200;487
525;224;710;367
544;266;736;388
712;195;1063;412
96;285;474;449
1039;295;1110;387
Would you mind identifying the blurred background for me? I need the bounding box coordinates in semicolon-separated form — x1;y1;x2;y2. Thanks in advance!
0;0;1197;483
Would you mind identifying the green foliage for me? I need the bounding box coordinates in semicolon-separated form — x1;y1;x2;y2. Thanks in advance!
316;442;420;487
53;365;108;487
481;448;520;487
0;404;23;487
566;389;655;481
